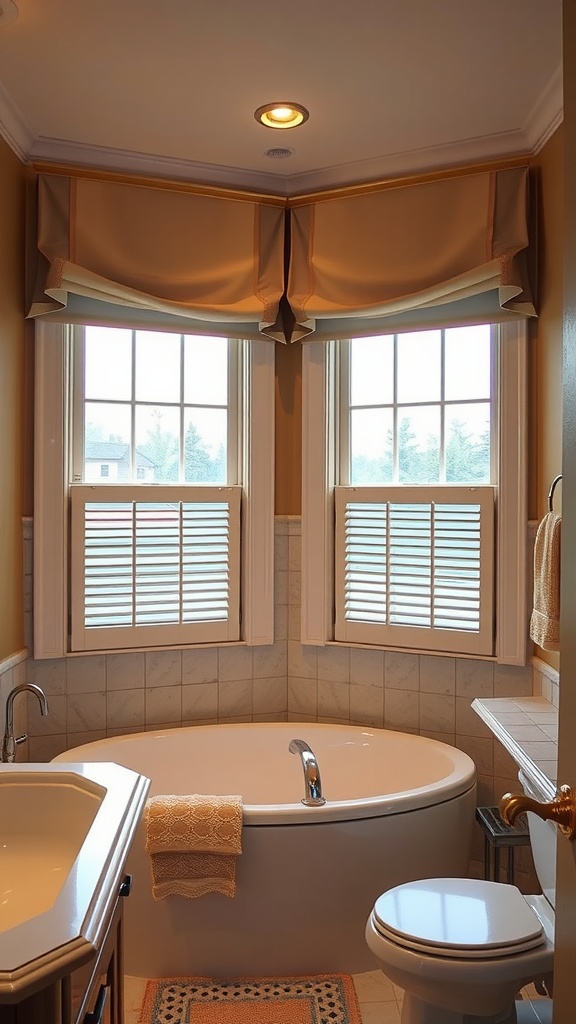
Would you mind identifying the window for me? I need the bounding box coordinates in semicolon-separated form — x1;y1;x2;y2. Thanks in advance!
34;323;275;658
302;321;528;664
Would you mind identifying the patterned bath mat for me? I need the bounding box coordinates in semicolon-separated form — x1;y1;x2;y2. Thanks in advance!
138;974;362;1024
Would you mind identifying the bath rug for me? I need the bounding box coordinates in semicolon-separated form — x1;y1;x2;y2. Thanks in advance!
138;974;362;1024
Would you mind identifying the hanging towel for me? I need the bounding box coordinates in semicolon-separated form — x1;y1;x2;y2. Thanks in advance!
145;793;243;900
530;511;561;652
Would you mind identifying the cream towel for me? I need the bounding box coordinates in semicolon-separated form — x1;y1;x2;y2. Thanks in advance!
530;511;561;652
145;793;243;900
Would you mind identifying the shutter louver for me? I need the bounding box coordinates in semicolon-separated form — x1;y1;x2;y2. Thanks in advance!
71;486;241;650
336;486;494;655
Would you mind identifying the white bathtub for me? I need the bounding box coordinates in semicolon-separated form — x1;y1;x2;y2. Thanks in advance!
55;722;476;977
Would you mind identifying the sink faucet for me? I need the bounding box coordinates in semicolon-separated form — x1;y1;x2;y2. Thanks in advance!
289;738;326;806
2;684;49;763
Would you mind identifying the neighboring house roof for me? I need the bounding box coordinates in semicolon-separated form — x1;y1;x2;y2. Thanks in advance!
85;442;156;468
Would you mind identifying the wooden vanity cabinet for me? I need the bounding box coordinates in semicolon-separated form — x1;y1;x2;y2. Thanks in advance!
0;876;131;1024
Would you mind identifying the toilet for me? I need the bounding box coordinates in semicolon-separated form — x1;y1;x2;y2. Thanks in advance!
366;770;555;1024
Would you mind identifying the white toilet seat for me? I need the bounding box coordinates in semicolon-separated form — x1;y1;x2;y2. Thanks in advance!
372;878;545;959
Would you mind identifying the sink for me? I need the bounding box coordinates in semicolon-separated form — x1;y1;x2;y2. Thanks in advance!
0;773;105;932
0;762;150;1001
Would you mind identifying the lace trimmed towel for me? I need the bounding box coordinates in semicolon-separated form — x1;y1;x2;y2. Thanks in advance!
529;511;561;652
145;793;243;900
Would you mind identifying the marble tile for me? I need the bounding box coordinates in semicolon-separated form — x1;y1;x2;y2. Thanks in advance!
106;688;145;730
349;683;384;728
218;679;253;719
384;652;419;690
318;678;350;721
316;644;350;684
218;645;253;682
455;658;494;698
182;681;218;722
287;640;317;680
27;693;67;735
384;688;419;731
145;685;182;726
181;647;218;685
26;658;67;696
419;692;455;734
107;652;145;691
419;654;456;694
27;733;69;762
67;655;106;693
253;641;287;679
67;691;107;732
252;676;287;715
145;650;182;688
287;676;318;718
350;648;384;687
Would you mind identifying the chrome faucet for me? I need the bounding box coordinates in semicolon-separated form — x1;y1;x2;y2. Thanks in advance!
289;738;325;806
2;684;49;763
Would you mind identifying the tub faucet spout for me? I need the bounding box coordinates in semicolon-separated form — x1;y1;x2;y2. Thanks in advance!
289;738;326;807
2;684;49;763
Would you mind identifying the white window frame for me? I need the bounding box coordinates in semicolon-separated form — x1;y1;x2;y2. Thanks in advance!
301;320;528;665
34;322;275;657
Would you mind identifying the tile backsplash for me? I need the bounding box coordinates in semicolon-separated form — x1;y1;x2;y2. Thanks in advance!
1;514;558;887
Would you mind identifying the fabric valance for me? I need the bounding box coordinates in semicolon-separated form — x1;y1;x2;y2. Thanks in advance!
28;174;287;341
286;165;534;342
27;165;535;343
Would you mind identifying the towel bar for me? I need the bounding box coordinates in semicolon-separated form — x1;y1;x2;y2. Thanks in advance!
548;474;562;512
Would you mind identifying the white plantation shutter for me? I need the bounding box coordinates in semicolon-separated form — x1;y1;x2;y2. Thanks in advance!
335;486;494;654
70;485;241;651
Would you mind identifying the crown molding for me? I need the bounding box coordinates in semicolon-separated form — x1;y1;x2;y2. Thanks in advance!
523;65;564;153
0;77;34;161
0;73;564;195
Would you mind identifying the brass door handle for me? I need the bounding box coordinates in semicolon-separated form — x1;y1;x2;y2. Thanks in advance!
499;785;576;840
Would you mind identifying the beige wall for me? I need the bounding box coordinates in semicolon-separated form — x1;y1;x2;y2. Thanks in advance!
0;137;27;660
529;126;563;673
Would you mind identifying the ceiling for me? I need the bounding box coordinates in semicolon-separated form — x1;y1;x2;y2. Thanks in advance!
0;0;563;197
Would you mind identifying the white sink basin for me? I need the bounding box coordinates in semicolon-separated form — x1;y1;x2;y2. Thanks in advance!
0;762;150;1001
0;773;105;932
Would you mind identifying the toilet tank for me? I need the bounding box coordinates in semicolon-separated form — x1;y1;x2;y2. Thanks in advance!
520;769;557;909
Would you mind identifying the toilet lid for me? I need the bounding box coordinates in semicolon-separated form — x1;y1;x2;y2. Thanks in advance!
372;878;545;959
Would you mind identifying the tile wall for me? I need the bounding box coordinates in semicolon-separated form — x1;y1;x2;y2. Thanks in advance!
1;515;558;886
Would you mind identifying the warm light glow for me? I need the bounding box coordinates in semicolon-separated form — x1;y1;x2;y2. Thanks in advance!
254;102;309;130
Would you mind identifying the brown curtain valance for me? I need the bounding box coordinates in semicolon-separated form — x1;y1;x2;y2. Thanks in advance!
28;165;534;343
28;174;287;341
287;165;534;342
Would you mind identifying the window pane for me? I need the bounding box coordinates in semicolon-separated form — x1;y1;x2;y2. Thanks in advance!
445;325;491;401
350;336;393;407
84;403;131;481
184;336;228;406
398;407;440;483
445;403;491;483
184;408;227;483
85;327;132;401
135;331;181;403
350;408;393;483
135;406;180;482
397;331;441;404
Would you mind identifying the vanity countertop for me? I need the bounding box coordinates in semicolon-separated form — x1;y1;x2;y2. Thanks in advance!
0;761;150;1002
472;696;558;801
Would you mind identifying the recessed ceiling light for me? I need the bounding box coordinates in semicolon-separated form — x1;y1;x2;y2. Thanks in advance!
254;103;309;130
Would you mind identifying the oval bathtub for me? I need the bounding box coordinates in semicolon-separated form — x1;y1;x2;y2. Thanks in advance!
55;722;476;977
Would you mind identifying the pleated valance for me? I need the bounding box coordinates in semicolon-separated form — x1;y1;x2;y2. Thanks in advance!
28;174;287;341
27;165;535;342
286;165;534;341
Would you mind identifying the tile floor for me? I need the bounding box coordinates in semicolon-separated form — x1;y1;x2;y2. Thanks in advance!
124;973;551;1023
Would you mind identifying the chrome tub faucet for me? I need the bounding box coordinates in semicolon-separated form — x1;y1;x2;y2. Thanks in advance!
289;738;326;806
2;683;49;763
